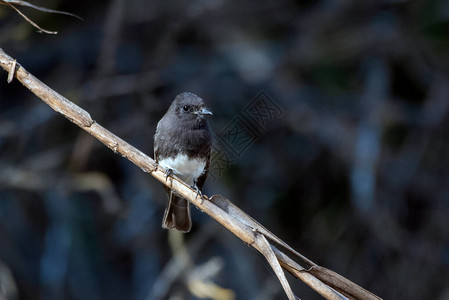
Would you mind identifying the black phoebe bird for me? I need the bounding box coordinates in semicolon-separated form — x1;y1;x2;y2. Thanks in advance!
154;92;212;232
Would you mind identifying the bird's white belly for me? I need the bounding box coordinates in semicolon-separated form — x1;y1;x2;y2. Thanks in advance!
159;154;206;185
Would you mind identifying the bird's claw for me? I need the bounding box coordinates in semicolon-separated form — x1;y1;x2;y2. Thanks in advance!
191;181;202;200
164;168;173;181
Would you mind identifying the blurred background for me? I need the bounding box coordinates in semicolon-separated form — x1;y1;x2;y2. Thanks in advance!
1;0;449;299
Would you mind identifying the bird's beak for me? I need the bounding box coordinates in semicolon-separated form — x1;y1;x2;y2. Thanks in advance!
195;107;213;116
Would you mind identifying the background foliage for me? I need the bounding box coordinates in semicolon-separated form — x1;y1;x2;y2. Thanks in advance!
1;0;449;299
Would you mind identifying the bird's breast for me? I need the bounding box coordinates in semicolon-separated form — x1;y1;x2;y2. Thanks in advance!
158;154;206;185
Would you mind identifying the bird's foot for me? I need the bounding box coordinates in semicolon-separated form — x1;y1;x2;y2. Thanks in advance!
190;181;203;200
164;168;173;181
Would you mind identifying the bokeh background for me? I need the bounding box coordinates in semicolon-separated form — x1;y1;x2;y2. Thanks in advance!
1;0;449;299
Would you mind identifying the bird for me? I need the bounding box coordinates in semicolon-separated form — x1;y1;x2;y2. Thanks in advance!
154;92;213;232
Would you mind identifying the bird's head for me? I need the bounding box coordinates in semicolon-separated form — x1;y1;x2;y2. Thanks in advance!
172;92;212;126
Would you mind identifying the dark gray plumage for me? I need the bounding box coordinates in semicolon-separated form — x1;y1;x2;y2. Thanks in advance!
154;92;212;232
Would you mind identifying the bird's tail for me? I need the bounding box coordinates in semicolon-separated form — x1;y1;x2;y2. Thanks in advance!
162;191;192;232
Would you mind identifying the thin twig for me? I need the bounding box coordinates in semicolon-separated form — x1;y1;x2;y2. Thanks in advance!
2;1;57;34
0;47;382;300
0;0;82;34
2;0;82;20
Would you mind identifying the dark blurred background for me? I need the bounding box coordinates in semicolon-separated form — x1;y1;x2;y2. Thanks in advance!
1;0;449;299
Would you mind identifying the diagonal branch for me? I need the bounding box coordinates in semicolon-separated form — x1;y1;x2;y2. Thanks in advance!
0;47;382;300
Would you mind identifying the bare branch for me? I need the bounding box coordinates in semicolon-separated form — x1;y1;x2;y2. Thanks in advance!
1;1;57;34
2;0;82;19
0;0;82;34
254;233;297;299
0;47;382;300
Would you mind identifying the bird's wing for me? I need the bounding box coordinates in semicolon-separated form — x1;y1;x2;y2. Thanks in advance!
195;148;210;190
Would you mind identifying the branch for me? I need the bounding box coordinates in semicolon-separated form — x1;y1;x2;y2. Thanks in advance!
0;47;382;300
0;0;82;34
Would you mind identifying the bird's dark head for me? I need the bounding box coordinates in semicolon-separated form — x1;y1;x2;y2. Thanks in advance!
172;92;212;126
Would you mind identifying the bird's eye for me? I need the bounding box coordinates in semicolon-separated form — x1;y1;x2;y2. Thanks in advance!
182;105;189;112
